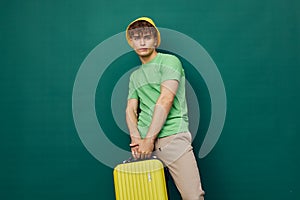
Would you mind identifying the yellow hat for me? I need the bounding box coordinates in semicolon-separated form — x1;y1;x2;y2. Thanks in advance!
126;17;161;48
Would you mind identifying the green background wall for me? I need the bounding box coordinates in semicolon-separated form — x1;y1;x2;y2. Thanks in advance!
1;0;299;199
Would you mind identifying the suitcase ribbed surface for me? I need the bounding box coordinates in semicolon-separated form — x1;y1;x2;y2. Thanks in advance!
113;159;168;200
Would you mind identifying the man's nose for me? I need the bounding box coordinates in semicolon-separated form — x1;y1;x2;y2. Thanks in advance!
139;38;145;46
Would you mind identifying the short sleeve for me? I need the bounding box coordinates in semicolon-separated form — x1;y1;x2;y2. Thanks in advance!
160;55;184;83
128;73;138;99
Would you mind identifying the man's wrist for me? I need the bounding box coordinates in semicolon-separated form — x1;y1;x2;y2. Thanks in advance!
144;135;156;143
130;130;140;139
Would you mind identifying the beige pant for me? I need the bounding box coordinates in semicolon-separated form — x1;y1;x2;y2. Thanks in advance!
153;132;205;200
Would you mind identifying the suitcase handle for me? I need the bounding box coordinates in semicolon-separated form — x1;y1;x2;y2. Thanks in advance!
123;155;158;164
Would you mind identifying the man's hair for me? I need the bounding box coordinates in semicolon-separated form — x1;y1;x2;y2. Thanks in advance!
127;20;158;38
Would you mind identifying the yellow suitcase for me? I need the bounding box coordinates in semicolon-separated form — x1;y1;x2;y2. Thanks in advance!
113;158;168;200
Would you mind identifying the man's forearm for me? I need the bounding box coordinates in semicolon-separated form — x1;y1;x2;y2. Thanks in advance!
145;80;178;140
126;108;141;140
145;97;173;140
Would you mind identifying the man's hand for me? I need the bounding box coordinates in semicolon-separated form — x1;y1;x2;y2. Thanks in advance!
130;138;141;159
137;137;155;159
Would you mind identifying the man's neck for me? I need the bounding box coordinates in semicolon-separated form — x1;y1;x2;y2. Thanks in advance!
139;50;158;64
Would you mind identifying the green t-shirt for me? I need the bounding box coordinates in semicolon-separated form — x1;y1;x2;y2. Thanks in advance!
128;53;189;138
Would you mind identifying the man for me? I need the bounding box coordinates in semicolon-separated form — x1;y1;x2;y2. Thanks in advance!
125;17;205;200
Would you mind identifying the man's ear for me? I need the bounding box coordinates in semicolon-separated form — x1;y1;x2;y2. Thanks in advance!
128;38;134;48
154;38;158;47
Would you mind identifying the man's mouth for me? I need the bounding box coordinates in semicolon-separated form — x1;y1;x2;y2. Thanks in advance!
138;48;148;51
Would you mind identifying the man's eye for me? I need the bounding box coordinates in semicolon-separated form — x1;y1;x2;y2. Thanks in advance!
144;35;151;40
133;36;140;40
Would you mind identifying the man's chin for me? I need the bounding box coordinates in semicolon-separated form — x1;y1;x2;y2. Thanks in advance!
136;48;154;56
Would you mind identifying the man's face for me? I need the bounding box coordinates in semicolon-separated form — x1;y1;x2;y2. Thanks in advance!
130;29;157;57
